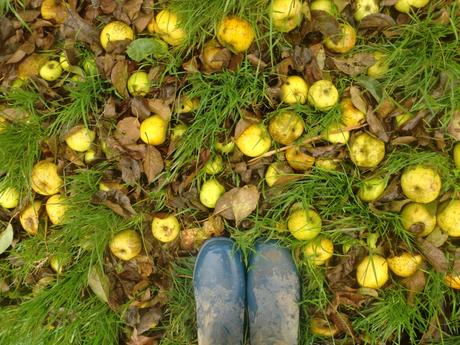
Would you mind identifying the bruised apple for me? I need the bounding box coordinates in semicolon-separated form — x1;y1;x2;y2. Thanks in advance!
310;318;339;337
349;133;385;168
20;200;42;235
265;162;294;187
324;22;356;54
322;122;349;144
285;146;315;171
400;202;437;237
310;0;336;15
354;0;379;21
31;160;63;196
109;229;142;261
268;111;304;145
217;16;255;53
235;123;271;157
100;21;134;50
151;214;181;243
400;165;441;204
340;98;365;127
203;155;224;175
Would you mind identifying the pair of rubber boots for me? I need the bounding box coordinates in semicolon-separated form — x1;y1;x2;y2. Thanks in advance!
193;237;300;345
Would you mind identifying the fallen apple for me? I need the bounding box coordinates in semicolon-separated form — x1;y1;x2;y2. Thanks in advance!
453;142;460;169
201;40;228;72
215;140;235;154
437;200;460;237
349;132;385;168
280;76;309;105
310;318;339;337
0;186;20;209
176;96;200;114
127;71;150;96
315;158;339;170
322;122;350;144
170;123;188;141
303;237;334;265
31;160;63;196
59;52;71;72
49;255;65;274
140;115;168;146
155;9;187;46
39;60;62;82
46;194;68;225
367;52;389;79
387;252;423;277
444;274;460;290
100;21;134;50
307;80;339;112
265;162;294;187
288;207;322;240
395;112;414;128
395;0;430;13
354;0;379;21
285;146;315;171
268;110;304;145
270;0;304;33
151;214;181;243
82;56;98;76
310;0;336;15
356;255;389;289
235;123;271;157
84;149;97;164
65;125;96;152
324;22;356;54
109;229;142;261
199;179;225;208
340;98;365;127
400;202;437;237
20;200;42;236
217;16;255;53
357;177;386;202
203;155;224;175
400;165;441;204
41;0;67;23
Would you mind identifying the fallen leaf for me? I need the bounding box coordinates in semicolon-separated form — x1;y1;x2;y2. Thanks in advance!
0;223;14;255
401;270;426;305
425;227;448;247
214;185;260;224
416;238;448;273
88;265;111;304
356;76;383;102
366;108;389;142
311;11;341;43
143;145;164;183
136;306;162;334
116;117;140;146
203;215;224;237
147;99;171;122
111;60;129;99
92;189;137;218
332;53;375;76
118;155;142;185
448;110;460;141
358;14;396;32
349;86;367;114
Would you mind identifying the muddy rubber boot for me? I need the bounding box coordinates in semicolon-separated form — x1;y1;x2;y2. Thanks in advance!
193;237;246;345
247;240;300;345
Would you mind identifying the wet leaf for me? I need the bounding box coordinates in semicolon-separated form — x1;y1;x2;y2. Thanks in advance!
92;190;137;218
0;223;14;255
366;108;389;142
127;38;168;62
332;53;375;76
143;145;164;183
214;185;260;224
311;11;341;43
416;238;448;273
88;265;111;304
425;227;448;247
111;60;129;98
118;156;142;185
116;117;140;146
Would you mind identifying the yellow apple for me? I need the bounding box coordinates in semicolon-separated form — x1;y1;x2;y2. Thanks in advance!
140;115;168;145
280;76;309;104
288;208;322;240
358;177;386;202
0;116;6;133
444;274;460;290
59;52;71;72
265;162;294;187
203;155;224;175
324;22;356;54
395;0;430;13
400;202;437;237
155;9;187;46
215;140;235;154
307;80;339;112
303;237;334;265
453;142;460;169
31;160;63;196
315;158;339;170
285;146;315;171
310;318;339;337
39;60;62;81
199;179;225;208
100;21;134;50
349;133;385;168
84;149;97;164
41;0;67;23
268;111;304;145
65;125;96;152
49;255;65;274
217;16;255;53
151;214;181;243
17;54;48;79
109;229;142;261
127;71;150;96
270;0;304;33
437;200;460;237
395;112;414;128
20;200;42;235
367;52;389;79
400;165;441;204
340;98;365;127
171;123;188;141
235;123;271;157
354;0;379;21
387;252;423;277
46;194;68;225
0;187;20;209
176;96;200;114
356;255;389;289
310;0;336;15
322;122;350;144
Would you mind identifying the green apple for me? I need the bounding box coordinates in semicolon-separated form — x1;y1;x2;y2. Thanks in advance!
50;255;65;275
401;202;437;236
358;177;386;202
288;208;322;240
437;200;460;237
200;179;225;208
39;60;62;81
215;140;235;154
307;80;339;112
109;229;142;261
127;71;150;96
82;56;98;76
395;112;414;128
453;142;460;169
270;0;304;33
280;76;309;105
235;123;271;157
151;214;181;242
400;165;441;204
203;155;224;175
349;133;385;168
268;110;304;145
354;0;379;21
170;123;188;141
0;187;19;209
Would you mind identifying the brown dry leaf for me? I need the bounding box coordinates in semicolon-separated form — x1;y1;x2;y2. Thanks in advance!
328;310;355;338
147;99;171;122
401;270;426;305
6;41;35;64
203;215;224;237
380;0;398;5
332;53;375;77
327;247;362;285
127;331;158;345
62;8;100;49
448;110;460;140
119;155;142;185
103;96;118;119
424;227;448;247
416;238;448;273
311;11;341;43
131;98;151;120
366;108;389;142
123;0;143;20
214;185;260;224
92;190;137;218
358;14;396;32
111;60;129;98
136;306;162;334
116;117;140;146
349;86;367;114
143;145;164;183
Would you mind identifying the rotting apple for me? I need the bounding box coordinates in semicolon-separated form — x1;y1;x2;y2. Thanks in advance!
358;177;386;202
0;187;19;209
151;214;181;243
288;207;322;240
199;179;225;208
349;132;385;168
400;202;437;237
280;76;309;105
31;160;63;196
155;9;187;46
109;229;142;261
387;252;423;277
203;155;224;175
268;110;304;145
303;237;334;265
39;60;62;82
340;98;365;127
201;40;229;72
235;123;272;158
437;200;460;237
310;318;339;337
100;21;134;50
270;0;304;33
324;22;357;54
367;52;389;79
41;0;67;23
356;255;389;289
46;194;68;225
400;165;441;204
354;0;379;21
127;71;150;96
315;158;339;170
285;146;315;171
395;112;414;128
307;80;339;112
140;115;168;146
217;16;255;53
20;200;42;236
65;125;96;152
